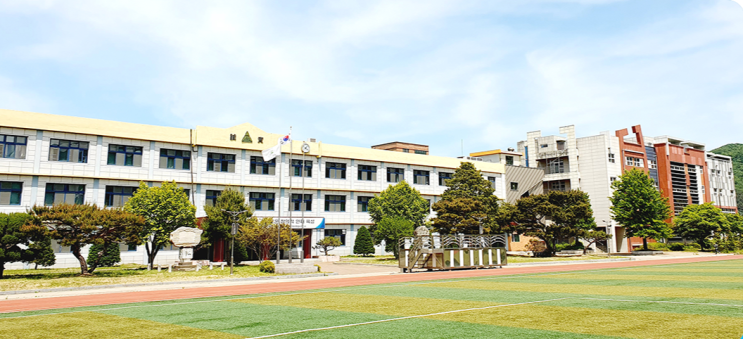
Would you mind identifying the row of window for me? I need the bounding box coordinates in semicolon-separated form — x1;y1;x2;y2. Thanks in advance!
0;181;167;208
0;135;474;186
203;190;379;213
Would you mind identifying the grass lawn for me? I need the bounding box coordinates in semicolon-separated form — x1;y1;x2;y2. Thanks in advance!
0;264;283;292
2;259;742;338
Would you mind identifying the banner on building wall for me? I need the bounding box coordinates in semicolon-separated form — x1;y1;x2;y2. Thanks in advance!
265;217;325;229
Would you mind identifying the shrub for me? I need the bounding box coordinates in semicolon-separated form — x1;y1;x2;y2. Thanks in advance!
646;242;669;251
685;243;701;251
526;239;547;255
87;243;121;268
555;242;584;252
259;260;275;273
668;243;685;251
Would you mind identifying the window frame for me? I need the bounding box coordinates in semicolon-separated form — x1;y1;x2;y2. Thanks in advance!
357;196;372;212
207;152;236;173
250;156;275;175
324;195;346;212
324;229;346;246
205;190;222;207
250;192;275;211
387;167;404;183
49;139;89;163
325;162;347;179
107;144;143;167
510;182;519;191
44;183;85;206
438;172;453;186
291;193;312;212
291;159;312;177
357;165;377;181
0;134;28;159
104;186;138;207
413;170;430;185
159;149;191;170
0;181;22;206
488;176;497;190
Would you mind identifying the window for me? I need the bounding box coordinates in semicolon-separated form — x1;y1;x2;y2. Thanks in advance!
414;150;427;155
357;165;377;181
540;144;548;148
403;149;410;153
0;135;27;159
608;152;615;163
387;167;404;183
291;160;312;177
44;184;85;205
324;229;346;246
547;158;565;174
250;156;275;175
413;170;430;185
159;149;191;170
439;172;453;186
127;244;137;251
325;195;346;212
506;156;514;166
250;193;275;211
488;177;497;190
292;194;312;211
104;186;137;207
625;156;643;168
0;182;22;205
357;196;372;212
205;190;221;207
610;177;617;183
512;233;520;242
49;139;88;163
325;162;346;179
510;182;518;191
208;153;236;173
107;145;143;167
550;181;566;191
649;159;657;169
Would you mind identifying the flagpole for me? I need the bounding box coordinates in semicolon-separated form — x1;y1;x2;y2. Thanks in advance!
288;127;293;264
276;137;282;265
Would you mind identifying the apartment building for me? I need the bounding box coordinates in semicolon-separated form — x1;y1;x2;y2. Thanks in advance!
0;109;506;268
516;124;732;253
706;152;737;214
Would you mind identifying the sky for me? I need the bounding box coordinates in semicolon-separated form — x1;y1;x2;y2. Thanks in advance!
0;0;742;157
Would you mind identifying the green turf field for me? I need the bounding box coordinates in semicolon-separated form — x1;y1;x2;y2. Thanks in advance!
2;259;743;339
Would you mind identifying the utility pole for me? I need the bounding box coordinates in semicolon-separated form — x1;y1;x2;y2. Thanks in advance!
223;209;248;275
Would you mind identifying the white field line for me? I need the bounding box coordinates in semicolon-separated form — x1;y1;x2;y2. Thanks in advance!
0;260;731;319
580;297;743;308
244;297;571;339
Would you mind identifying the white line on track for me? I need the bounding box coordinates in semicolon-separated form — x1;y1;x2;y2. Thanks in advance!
244;297;571;339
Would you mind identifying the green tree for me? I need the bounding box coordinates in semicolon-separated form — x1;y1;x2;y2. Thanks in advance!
0;212;53;278
725;213;743;251
236;217;300;260
580;230;612;255
25;237;56;269
86;243;121;268
353;226;375;256
125;181;196;268
25;204;145;275
673;203;728;250
315;236;342;256
375;216;414;259
367;181;429;230
202;188;252;264
610;168;673;250
432;162;501;234
514;190;595;256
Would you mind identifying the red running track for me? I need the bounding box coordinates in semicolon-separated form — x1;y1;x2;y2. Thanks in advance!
2;255;740;314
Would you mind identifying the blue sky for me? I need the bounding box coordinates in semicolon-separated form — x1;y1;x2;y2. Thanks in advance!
0;0;741;157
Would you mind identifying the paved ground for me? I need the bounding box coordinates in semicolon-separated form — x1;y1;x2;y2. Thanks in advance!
1;254;739;314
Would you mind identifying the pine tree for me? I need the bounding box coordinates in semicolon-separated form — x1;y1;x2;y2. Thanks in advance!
353;226;375;256
26;237;56;269
432;162;500;234
87;242;121;268
610;168;672;250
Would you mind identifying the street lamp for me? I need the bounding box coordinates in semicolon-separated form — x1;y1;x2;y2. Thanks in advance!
222;209;249;275
603;219;611;258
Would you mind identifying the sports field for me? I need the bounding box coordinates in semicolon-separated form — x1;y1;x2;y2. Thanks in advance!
2;259;743;339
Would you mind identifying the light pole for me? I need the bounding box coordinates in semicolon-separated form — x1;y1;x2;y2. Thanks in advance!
603;220;611;258
223;209;249;275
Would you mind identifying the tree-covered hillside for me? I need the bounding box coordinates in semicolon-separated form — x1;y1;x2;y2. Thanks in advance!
711;143;743;213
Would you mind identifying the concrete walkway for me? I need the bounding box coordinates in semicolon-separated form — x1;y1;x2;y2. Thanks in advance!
1;254;739;313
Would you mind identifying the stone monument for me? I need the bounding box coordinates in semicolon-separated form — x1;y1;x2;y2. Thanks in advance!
170;227;203;271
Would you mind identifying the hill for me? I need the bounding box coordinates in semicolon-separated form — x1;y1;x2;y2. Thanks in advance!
710;143;743;213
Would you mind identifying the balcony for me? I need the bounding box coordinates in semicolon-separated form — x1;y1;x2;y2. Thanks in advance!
535;149;570;160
